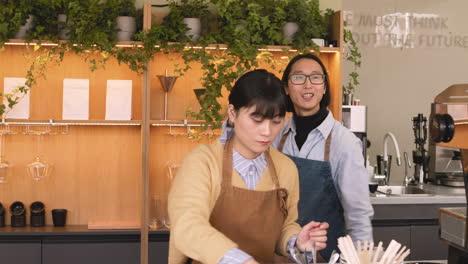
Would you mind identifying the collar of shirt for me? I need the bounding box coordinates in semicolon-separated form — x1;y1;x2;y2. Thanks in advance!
232;149;267;190
219;120;267;189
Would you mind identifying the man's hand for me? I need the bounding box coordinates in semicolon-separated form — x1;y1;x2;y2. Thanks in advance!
296;221;329;252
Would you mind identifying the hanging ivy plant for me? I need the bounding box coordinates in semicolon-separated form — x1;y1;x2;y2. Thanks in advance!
342;21;362;95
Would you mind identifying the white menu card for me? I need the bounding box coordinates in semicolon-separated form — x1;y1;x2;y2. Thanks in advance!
3;77;30;119
62;78;89;120
105;80;132;120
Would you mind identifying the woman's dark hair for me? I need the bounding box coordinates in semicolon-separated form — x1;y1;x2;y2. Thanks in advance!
229;69;286;119
281;54;330;112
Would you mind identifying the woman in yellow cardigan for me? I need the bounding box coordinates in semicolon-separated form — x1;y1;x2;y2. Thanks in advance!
168;69;329;264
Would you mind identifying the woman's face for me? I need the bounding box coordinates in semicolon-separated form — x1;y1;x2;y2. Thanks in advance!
285;58;326;116
228;104;284;159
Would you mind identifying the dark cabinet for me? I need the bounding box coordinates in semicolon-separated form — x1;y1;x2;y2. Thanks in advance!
373;224;447;260
372;203;462;261
43;241;140;264
150;241;169;264
411;225;447;260
373;226;411;249
0;228;170;264
0;241;42;264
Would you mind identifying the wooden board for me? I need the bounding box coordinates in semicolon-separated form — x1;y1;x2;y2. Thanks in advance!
0;46;142;120
0;126;141;226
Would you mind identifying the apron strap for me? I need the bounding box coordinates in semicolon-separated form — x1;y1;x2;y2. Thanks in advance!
277;129;333;162
324;132;332;162
277;132;289;152
264;149;281;189
222;139;234;188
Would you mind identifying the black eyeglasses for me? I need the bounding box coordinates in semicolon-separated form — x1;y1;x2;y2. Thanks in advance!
289;74;326;85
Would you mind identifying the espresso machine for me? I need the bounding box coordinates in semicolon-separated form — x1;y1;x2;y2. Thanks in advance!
428;84;467;186
433;84;468;264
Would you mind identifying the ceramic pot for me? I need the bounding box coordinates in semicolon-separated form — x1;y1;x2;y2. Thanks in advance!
283;22;299;42
115;16;137;41
58;14;70;40
14;15;34;39
182;18;201;42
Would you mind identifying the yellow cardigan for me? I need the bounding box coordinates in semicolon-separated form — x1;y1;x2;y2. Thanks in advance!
168;140;301;264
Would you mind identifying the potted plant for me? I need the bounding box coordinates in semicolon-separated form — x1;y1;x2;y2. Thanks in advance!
282;0;332;49
167;0;209;42
283;0;300;42
55;0;72;40
66;0;119;52
342;22;361;105
115;0;137;41
27;0;68;41
0;0;33;42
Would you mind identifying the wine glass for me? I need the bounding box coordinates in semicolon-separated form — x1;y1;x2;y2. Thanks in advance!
26;128;50;181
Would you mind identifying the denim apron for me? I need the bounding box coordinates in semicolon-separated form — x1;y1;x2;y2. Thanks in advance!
278;131;346;261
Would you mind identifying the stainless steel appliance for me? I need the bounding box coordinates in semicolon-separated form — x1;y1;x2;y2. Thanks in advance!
428;84;468;186
432;146;464;186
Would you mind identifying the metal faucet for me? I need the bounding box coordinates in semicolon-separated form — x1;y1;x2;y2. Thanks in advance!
403;152;416;186
382;132;402;185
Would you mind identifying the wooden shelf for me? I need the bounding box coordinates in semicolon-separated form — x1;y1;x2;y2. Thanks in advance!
3;40;340;53
2;119;142;126
4;39;143;47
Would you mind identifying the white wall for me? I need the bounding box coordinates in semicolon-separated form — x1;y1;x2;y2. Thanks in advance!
343;0;468;184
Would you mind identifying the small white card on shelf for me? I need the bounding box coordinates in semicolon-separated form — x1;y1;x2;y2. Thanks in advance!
63;78;89;120
3;77;30;119
105;80;132;120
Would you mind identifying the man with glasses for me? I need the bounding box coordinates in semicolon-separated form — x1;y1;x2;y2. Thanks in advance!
274;53;373;261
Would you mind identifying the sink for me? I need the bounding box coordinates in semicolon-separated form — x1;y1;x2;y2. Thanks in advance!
376;185;434;196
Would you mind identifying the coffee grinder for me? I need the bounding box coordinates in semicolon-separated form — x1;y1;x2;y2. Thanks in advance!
10;201;26;227
30;201;45;227
412;113;430;184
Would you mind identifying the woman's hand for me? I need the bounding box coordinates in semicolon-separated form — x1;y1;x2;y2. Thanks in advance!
296;221;329;252
243;258;259;264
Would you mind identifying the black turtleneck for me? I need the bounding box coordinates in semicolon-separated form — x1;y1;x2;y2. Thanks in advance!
293;107;328;150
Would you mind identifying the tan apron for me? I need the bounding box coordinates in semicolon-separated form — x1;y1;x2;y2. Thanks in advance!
192;139;291;264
